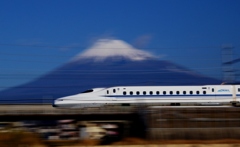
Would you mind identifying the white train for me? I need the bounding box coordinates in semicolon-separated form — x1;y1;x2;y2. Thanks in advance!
52;85;240;108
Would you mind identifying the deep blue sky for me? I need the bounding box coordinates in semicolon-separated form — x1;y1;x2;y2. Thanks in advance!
0;0;240;91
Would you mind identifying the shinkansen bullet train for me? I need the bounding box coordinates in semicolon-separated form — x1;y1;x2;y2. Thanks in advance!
52;85;240;108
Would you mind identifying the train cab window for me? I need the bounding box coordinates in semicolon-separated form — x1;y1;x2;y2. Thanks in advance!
190;91;193;95
81;89;94;93
113;89;116;93
150;91;153;95
130;91;133;95
203;91;206;94
183;91;186;95
176;91;180;95
163;91;166;95
136;91;140;95
123;91;126;95
143;91;146;95
196;91;200;94
170;91;173;95
156;91;160;95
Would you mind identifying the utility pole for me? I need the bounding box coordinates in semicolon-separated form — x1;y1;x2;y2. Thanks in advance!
221;45;235;84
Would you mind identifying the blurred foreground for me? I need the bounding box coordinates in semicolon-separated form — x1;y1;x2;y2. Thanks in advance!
0;105;240;146
1;132;240;147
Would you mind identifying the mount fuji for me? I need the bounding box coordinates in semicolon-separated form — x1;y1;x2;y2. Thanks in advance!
0;39;221;103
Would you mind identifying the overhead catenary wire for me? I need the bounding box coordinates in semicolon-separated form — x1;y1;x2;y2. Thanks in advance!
0;66;227;76
0;44;238;77
0;44;238;63
0;74;225;80
0;69;225;76
0;79;225;88
0;57;225;63
0;43;235;49
0;49;234;58
0;54;234;63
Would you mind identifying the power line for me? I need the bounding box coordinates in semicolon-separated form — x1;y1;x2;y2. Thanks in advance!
0;79;224;88
0;56;229;63
1;43;237;50
0;58;69;63
0;52;73;58
0;74;223;80
0;53;225;59
0;43;83;49
0;67;223;73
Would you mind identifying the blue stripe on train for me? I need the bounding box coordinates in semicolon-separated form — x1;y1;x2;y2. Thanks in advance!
106;94;235;98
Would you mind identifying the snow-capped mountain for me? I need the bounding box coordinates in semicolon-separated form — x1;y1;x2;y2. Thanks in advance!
0;39;221;103
72;39;155;62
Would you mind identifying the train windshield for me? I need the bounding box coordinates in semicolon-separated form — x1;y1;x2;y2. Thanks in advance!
81;89;94;93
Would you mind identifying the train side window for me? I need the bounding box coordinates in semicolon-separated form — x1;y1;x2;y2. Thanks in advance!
136;91;140;95
183;91;186;95
156;91;160;95
143;91;146;95
212;88;214;92
203;91;206;94
176;91;180;95
107;90;109;94
123;91;126;95
163;91;166;95
170;91;173;95
196;91;199;94
130;91;133;95
238;88;240;92
113;89;116;93
150;91;153;95
190;91;193;95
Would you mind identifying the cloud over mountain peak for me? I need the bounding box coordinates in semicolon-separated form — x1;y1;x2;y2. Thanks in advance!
72;39;155;61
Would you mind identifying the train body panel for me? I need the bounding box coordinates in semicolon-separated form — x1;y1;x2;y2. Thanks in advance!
53;85;240;108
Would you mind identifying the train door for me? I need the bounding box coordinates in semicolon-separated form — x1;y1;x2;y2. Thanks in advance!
232;85;239;102
201;86;213;100
111;88;117;101
237;86;240;101
210;86;216;100
105;89;116;101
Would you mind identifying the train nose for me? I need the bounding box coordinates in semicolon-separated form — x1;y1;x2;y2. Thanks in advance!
52;103;58;107
52;98;63;107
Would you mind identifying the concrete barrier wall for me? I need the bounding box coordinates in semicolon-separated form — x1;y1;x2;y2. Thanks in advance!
145;107;240;140
147;128;240;140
